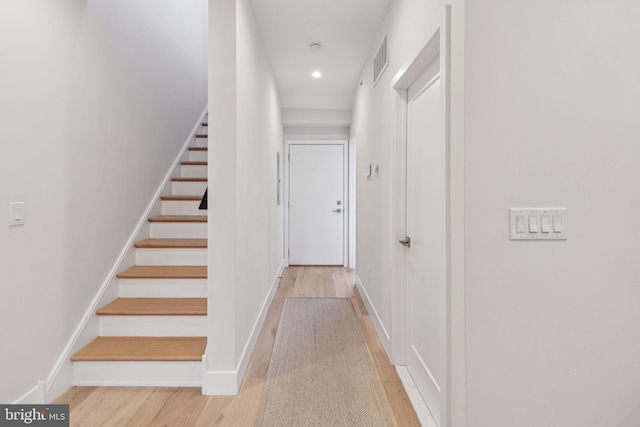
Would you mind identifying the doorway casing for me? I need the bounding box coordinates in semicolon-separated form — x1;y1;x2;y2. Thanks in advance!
390;5;466;426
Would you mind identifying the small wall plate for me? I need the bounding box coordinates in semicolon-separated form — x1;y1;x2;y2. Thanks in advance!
509;207;567;240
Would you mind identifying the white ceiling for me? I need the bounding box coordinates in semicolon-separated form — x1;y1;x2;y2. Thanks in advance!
250;0;392;110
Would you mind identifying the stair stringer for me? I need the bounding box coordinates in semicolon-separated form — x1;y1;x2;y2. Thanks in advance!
41;107;208;403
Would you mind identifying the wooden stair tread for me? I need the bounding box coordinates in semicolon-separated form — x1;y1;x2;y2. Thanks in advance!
180;161;208;166
171;177;207;182
97;298;207;316
117;265;207;279
160;195;202;201
195;134;207;138
134;239;207;249
71;337;206;361
188;147;207;151
148;215;207;223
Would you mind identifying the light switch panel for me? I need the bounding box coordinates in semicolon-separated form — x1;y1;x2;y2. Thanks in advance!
9;202;25;227
364;162;372;177
509;208;567;240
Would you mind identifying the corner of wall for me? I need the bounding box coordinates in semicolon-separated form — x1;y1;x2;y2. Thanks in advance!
202;259;285;396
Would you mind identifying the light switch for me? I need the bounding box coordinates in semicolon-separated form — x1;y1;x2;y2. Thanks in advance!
9;202;25;227
540;215;551;233
509;207;567;240
553;215;563;233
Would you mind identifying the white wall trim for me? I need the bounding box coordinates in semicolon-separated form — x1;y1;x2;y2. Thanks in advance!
396;366;436;426
11;384;41;405
202;259;285;395
202;363;241;396
235;259;285;387
355;274;391;355
348;138;357;268
390;6;465;427
41;106;208;403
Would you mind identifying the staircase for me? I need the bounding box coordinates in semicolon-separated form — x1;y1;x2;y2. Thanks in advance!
71;119;209;387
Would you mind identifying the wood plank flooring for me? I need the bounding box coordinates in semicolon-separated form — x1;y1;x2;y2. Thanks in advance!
55;266;420;426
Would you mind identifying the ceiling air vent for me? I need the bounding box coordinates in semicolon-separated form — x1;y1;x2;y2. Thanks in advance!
373;33;389;87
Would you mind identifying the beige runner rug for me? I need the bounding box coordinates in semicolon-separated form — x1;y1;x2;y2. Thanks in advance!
257;297;396;427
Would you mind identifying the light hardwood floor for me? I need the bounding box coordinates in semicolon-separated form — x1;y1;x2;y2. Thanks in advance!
55;266;420;426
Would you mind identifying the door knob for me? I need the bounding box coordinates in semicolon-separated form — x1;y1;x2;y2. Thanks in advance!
399;236;411;247
333;208;342;213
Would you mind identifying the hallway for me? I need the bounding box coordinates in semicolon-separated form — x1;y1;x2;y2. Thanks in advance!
54;267;420;426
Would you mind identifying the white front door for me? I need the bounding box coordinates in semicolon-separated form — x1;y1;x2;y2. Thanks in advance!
288;143;345;265
404;61;446;425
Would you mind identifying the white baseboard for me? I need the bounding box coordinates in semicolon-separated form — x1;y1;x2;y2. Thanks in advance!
235;260;285;384
396;365;438;427
355;274;392;355
12;383;42;404
41;107;208;403
202;259;285;395
201;361;241;395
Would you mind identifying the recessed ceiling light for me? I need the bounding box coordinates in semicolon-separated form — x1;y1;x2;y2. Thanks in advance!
312;71;322;78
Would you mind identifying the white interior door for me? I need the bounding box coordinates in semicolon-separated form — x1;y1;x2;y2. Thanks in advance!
288;144;345;265
404;60;446;425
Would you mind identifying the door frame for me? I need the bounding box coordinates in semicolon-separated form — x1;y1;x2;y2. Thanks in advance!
284;139;349;267
390;6;465;426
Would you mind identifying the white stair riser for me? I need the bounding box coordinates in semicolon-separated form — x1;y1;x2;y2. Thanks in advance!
150;222;207;239
188;150;208;162
162;200;203;216
119;278;207;298
195;138;208;148
172;180;207;196
99;315;206;336
135;248;207;265
74;361;201;387
181;164;208;178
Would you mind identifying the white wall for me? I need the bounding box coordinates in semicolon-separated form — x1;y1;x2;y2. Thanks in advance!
464;1;640;426
0;0;207;403
351;0;450;357
282;108;351;140
236;0;285;369
354;0;640;426
351;2;467;423
206;0;284;393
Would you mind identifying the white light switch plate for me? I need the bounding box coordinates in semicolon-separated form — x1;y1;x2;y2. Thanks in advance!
509;207;567;240
9;202;25;227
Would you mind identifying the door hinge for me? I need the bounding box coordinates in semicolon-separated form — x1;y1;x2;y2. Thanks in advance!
288;153;290;161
